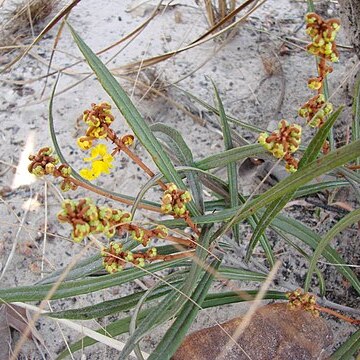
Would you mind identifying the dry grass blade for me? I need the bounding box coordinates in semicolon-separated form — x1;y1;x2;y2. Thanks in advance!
112;0;266;75
1;0;81;73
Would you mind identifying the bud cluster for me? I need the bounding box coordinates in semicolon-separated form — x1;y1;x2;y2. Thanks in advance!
286;288;319;317
298;94;333;128
77;102;114;151
258;120;302;173
57;198;131;242
305;12;340;63
160;183;192;217
28;147;77;192
124;224;168;247
101;241;158;273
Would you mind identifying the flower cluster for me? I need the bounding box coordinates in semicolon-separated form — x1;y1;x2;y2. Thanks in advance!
57;198;132;242
76;102;115;181
28;147;77;192
305;12;340;63
258;120;302;173
298;93;333;128
160;183;192;217
298;13;340;129
286;288;319;317
101;241;158;273
79;144;114;181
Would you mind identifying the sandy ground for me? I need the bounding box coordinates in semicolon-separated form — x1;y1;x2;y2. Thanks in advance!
0;0;359;359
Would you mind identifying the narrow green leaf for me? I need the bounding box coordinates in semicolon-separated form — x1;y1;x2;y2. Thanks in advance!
151;123;204;213
352;78;360;167
304;208;360;291
37;254;102;285
67;23;200;216
194;144;265;170
330;330;360;360
148;257;221;360
212;81;240;242
271;214;360;295
47;281;183;320
202;290;287;307
0;259;185;302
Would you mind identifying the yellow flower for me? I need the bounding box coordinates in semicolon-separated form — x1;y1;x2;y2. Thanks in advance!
80;144;113;180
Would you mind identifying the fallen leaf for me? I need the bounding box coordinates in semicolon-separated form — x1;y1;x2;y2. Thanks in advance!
5;304;44;344
173;303;333;360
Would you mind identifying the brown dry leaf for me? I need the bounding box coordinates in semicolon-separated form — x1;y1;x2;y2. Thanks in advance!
173;303;333;360
330;201;354;212
4;304;44;345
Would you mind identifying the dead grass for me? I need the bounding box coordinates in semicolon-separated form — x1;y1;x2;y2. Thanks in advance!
0;0;61;54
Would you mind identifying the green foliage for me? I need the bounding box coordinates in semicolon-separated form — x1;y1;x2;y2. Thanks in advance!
2;9;358;359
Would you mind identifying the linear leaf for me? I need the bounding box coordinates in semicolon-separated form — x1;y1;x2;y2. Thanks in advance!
148;257;221;360
194;144;265;170
67;23;200;217
271;215;360;295
48;280;183;320
212;81;240;242
304;208;360;291
151;123;204;213
0;259;185;302
353;78;360;166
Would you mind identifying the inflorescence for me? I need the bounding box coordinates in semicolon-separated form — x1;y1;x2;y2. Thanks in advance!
160;183;192;217
286;288;319;317
77;102;115;180
258;120;302;173
258;12;340;171
101;241;158;273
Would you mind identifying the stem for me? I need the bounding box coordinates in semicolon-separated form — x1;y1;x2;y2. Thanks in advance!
316;304;360;325
103;124;167;190
153;251;195;262
166;234;197;248
184;214;201;236
68;176;161;213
